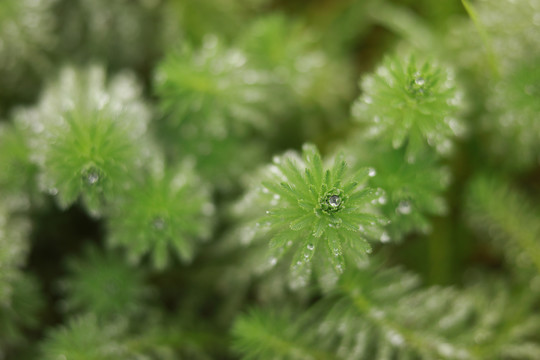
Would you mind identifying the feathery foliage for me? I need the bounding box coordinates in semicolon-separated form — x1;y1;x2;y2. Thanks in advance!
239;14;354;135
352;53;464;159
14;66;152;216
156;37;272;135
0;276;43;350
234;264;540;359
57;0;166;70
107;162;214;269
234;144;385;288
41;315;129;360
0;0;55;109
0;204;30;305
0;123;37;208
466;176;540;275
484;59;540;169
2;0;540;359
60;246;151;319
342;139;450;240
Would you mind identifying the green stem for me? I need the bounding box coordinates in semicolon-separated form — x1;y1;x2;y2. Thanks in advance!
461;0;500;78
427;217;454;285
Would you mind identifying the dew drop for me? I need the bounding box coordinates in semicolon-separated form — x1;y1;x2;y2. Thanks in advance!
307;243;315;251
397;201;412;215
368;168;376;177
86;171;99;185
328;195;341;207
380;231;390;243
48;187;59;196
151;216;166;230
358;225;365;232
378;195;387;205
415;77;425;86
269;257;277;267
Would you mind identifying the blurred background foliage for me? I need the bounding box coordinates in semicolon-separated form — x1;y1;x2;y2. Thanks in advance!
1;0;540;359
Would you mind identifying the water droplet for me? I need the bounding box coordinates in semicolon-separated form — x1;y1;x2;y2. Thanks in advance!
152;217;166;230
272;156;281;164
269;257;277;267
415;77;425;86
48;188;59;196
397;201;412;215
378;195;387;205
368;168;376;177
86;171;99;185
286;240;293;247
307;243;315;251
380;232;390;243
333;248;341;257
358;225;365;232
366;248;373;254
328;195;341;207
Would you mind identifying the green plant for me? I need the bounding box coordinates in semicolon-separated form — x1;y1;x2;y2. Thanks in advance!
0;0;539;359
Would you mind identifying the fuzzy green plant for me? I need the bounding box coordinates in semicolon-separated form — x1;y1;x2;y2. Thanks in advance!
107;162;214;269
57;0;166;70
0;204;30;305
41;315;129;360
484;59;540;169
342;138;450;240
352;53;465;160
14;65;152;216
0;123;37;208
155;36;273;186
466;176;540;276
59;246;151;319
233;265;540;359
232;144;385;289
239;14;354;137
457;0;540;74
156;36;274;135
0;276;43;350
163;0;263;45
2;1;540;359
0;0;56;107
